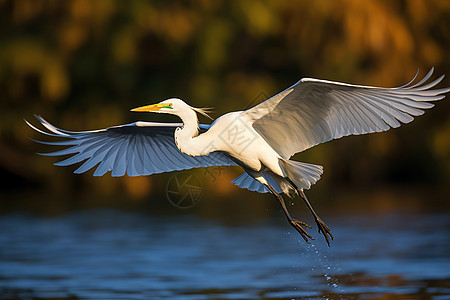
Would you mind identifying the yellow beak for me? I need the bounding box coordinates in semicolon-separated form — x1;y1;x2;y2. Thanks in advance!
130;104;163;112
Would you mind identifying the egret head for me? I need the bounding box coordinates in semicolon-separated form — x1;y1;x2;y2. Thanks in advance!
131;98;212;119
130;98;186;114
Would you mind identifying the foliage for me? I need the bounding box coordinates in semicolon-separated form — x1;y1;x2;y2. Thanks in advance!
0;0;449;214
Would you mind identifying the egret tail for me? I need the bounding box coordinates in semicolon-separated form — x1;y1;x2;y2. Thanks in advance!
278;159;323;190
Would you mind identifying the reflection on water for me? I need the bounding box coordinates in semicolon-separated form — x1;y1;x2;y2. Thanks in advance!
0;210;449;299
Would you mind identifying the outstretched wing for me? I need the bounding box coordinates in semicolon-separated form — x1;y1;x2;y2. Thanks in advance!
27;115;237;176
243;68;450;158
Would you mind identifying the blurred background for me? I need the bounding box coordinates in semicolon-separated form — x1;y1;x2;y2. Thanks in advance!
1;0;449;217
1;1;450;299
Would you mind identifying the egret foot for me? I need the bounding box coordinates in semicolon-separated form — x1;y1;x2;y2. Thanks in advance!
290;219;314;243
315;218;333;247
290;184;334;246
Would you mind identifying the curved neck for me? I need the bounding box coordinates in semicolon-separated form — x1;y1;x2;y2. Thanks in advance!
175;109;214;156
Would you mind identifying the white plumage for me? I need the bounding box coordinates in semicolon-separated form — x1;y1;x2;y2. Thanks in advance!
28;68;449;245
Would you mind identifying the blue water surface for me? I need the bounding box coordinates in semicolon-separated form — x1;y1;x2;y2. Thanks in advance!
0;210;449;299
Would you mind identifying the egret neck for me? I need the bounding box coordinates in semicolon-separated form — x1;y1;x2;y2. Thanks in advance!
174;107;215;157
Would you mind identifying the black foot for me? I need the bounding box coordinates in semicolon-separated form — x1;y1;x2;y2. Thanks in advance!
316;218;333;246
290;219;314;244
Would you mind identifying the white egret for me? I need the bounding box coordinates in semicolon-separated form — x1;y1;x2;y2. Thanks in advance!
27;68;449;246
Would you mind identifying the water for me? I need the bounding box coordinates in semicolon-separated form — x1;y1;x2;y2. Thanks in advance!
0;210;449;299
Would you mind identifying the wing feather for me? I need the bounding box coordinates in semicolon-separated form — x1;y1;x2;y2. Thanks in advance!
141;135;164;173
125;136;138;176
111;137;129;177
28;116;237;176
406;68;434;89
94;141;123;176
244;69;449;158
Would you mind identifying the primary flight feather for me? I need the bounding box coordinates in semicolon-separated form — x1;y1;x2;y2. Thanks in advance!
28;68;449;246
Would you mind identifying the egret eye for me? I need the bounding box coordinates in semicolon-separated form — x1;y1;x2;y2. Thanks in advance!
161;103;173;109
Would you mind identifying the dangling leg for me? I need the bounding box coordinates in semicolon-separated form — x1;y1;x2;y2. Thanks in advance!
286;178;333;246
266;184;314;243
299;189;333;246
254;174;314;243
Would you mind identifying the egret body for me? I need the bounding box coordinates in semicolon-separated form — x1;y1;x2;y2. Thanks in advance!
28;69;450;245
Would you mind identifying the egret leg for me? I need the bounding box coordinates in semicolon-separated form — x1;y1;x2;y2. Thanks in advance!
264;184;314;244
286;178;333;246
